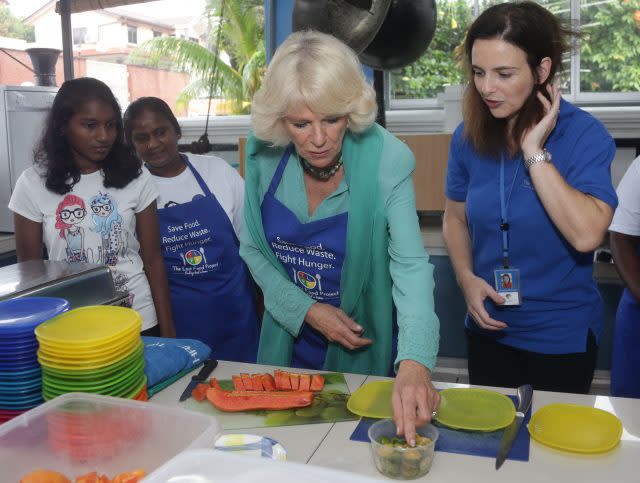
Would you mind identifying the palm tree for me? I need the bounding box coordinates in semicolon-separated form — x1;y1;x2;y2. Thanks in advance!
130;0;265;114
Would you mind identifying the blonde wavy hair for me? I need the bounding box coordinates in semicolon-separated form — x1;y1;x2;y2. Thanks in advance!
251;30;377;146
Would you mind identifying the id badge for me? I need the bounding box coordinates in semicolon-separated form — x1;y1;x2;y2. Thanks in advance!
494;268;521;306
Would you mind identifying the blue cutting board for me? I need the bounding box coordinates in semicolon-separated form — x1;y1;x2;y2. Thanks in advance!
350;395;531;462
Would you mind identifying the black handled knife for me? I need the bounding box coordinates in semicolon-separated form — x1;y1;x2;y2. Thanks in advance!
495;384;533;470
179;359;218;402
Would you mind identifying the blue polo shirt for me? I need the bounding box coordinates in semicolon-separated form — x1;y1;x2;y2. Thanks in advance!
446;99;617;354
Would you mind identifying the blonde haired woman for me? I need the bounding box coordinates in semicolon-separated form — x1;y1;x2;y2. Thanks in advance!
240;30;440;445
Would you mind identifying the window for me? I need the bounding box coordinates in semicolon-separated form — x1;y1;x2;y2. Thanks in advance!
389;0;640;107
72;27;87;45
153;30;162;38
127;25;138;44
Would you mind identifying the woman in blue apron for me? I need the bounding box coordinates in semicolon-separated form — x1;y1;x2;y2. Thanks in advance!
609;156;640;398
124;97;259;362
240;31;440;446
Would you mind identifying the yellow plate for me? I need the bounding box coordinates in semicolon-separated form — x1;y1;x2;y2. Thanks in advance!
38;330;139;359
37;337;140;369
434;388;515;431
35;306;141;347
528;403;622;454
347;380;394;419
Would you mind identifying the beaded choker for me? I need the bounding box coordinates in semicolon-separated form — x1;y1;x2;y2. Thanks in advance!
299;154;343;180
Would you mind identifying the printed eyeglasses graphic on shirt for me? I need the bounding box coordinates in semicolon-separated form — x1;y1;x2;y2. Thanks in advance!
91;203;112;215
61;208;86;220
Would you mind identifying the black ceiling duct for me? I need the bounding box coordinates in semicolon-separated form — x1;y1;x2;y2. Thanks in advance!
359;0;437;71
292;0;438;127
292;0;391;55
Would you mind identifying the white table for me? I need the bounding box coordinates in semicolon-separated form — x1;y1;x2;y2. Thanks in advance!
151;361;640;482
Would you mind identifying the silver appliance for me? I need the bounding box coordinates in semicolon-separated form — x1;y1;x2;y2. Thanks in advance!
0;260;130;308
0;85;58;232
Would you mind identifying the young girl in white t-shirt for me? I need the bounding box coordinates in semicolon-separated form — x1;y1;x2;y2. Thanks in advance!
9;77;175;337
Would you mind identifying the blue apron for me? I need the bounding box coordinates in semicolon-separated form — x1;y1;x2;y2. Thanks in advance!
611;286;640;398
261;147;348;369
158;156;259;362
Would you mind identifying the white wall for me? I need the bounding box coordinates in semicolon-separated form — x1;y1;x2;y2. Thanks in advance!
85;59;129;108
31;9;168;51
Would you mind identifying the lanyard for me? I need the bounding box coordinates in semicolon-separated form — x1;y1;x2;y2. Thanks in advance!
499;156;520;268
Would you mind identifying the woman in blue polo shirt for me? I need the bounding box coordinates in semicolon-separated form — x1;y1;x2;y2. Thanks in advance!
443;2;617;394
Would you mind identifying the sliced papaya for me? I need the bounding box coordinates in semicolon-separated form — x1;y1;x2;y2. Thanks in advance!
110;469;146;483
274;369;283;390
288;372;300;390
191;383;209;402
310;374;325;392
20;470;71;483
232;375;245;391
251;374;264;391
299;373;311;391
240;373;253;390
261;373;276;391
206;387;313;412
209;378;222;390
280;372;292;390
74;472;109;483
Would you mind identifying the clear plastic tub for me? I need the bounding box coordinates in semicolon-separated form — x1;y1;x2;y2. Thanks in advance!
368;418;439;480
0;392;220;482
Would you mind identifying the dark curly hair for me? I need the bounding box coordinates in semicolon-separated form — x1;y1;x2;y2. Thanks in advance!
459;1;578;158
123;96;181;148
35;77;141;195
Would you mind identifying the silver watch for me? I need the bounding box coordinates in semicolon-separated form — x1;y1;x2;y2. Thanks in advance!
524;149;552;171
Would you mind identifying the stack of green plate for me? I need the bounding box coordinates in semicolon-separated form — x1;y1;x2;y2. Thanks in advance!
35;306;147;401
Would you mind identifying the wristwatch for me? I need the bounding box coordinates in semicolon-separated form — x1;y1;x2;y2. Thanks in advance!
524;149;552;171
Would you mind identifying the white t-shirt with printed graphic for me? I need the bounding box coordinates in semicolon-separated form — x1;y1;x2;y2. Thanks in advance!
9;166;159;330
610;155;640;236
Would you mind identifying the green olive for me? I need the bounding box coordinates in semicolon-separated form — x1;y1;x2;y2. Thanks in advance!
419;456;432;472
403;448;422;462
376;445;394;458
401;464;420;479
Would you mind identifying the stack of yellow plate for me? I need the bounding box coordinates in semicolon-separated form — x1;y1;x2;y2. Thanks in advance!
35;306;147;401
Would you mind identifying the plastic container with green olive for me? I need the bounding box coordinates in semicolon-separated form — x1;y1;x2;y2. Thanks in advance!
368;419;439;480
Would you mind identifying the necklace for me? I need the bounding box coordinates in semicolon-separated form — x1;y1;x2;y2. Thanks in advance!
299;154;343;180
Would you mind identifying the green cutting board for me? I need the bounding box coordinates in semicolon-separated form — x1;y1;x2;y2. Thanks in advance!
183;372;358;430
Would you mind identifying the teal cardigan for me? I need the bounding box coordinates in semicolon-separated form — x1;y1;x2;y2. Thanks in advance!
241;124;439;375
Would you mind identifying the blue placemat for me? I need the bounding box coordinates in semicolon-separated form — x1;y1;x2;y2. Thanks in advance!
350;395;531;462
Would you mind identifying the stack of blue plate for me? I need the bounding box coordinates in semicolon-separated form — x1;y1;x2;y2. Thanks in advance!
0;297;70;424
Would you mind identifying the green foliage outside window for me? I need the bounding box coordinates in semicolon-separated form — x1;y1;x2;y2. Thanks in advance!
130;0;266;114
391;0;640;100
391;0;473;99
580;0;640;92
0;6;35;42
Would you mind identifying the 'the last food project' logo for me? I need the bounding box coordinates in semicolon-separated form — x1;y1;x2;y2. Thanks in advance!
184;248;205;266
296;270;318;289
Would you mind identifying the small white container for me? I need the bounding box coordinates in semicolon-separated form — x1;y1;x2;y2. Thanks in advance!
368;418;439;480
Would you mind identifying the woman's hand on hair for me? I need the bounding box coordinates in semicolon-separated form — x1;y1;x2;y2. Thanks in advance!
304;303;372;350
392;360;440;447
459;273;508;330
520;83;561;158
